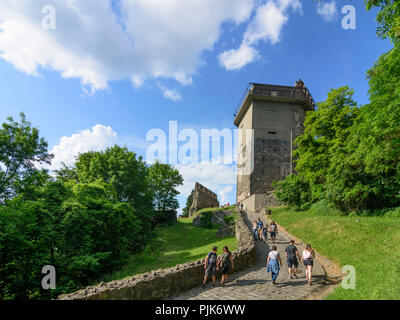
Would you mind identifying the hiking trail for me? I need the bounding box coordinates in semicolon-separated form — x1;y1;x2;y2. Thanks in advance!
169;210;326;300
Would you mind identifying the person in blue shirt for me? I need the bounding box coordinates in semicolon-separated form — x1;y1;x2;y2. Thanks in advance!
201;246;218;289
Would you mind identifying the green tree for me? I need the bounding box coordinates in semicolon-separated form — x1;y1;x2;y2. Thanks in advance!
273;87;360;209
60;183;144;288
54;163;79;184
327;46;400;211
273;174;312;211
295;86;359;202
147;161;183;225
0;113;53;202
182;189;194;217
73;145;154;214
365;0;400;44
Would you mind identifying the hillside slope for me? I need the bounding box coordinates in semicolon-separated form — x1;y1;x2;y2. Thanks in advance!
105;213;238;282
271;203;400;299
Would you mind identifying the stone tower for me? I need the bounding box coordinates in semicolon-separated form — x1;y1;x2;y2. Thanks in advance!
234;80;315;211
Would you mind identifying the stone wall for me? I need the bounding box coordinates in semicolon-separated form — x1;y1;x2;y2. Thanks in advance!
58;209;255;300
188;182;220;216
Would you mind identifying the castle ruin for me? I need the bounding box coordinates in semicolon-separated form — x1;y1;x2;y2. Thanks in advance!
234;80;315;211
188;182;220;216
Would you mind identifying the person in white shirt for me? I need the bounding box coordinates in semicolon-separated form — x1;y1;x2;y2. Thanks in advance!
266;246;282;285
300;244;315;286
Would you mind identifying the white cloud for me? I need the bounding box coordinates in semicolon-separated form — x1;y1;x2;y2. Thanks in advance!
175;162;236;204
219;0;302;71
0;0;255;96
218;43;259;71
48;124;118;169
219;185;234;205
243;1;288;46
316;1;338;22
157;83;182;102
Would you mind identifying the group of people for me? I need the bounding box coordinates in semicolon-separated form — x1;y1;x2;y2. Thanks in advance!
201;246;234;289
252;218;278;242
201;237;316;288
266;241;315;286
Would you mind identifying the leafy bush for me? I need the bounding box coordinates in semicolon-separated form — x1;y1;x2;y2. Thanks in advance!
223;215;235;225
199;210;214;229
273;174;312;211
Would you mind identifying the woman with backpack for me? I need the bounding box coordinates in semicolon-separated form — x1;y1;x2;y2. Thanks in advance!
217;246;234;284
266;245;282;285
301;244;315;286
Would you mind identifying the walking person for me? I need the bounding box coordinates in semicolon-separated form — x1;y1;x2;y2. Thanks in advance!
285;240;301;279
201;246;218;289
301;244;315;286
217;246;234;285
252;220;259;241
257;218;264;241
269;221;278;242
262;224;268;242
266;246;282;285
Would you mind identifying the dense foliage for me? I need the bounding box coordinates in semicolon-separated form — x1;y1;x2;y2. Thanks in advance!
273;2;400;213
0;113;52;202
365;0;400;44
0;115;183;299
147;161;183;226
182;189;194;217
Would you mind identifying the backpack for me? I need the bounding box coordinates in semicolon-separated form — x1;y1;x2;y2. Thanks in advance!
208;252;217;265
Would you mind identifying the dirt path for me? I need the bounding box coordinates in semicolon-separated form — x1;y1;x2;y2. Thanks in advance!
169;210;328;300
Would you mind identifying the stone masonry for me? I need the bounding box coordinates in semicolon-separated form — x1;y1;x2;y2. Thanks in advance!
235;80;315;211
188;182;220;216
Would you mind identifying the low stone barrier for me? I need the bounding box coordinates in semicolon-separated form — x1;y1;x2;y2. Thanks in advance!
58;208;256;300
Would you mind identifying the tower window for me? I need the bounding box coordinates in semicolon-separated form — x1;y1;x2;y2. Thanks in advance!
268;131;276;135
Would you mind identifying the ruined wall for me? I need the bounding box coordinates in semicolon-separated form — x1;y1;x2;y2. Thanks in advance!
58;209;255;300
188;182;219;216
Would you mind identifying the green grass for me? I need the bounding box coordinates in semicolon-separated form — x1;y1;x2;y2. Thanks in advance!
192;205;237;217
271;202;400;300
104;216;238;282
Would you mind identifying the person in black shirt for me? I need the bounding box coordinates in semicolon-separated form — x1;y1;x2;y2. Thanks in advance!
285;240;301;279
201;246;218;289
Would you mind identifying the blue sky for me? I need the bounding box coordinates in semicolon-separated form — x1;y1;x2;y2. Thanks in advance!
0;0;392;211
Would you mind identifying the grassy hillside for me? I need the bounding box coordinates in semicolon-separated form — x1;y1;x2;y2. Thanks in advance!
271;202;400;300
192;205;237;217
104;214;238;282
